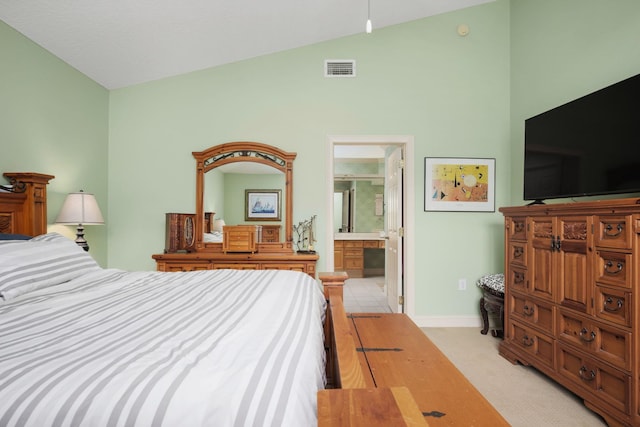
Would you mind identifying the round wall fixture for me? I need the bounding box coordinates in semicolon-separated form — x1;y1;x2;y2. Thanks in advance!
457;24;470;36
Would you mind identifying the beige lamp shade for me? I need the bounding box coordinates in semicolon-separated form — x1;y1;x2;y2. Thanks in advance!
212;219;226;232
56;191;104;225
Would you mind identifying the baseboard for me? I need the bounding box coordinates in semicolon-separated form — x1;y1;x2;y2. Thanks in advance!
411;315;482;328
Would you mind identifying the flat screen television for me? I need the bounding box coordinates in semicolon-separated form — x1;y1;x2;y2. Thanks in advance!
523;73;640;203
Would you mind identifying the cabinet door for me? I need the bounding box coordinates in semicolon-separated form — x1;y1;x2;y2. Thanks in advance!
529;217;555;301
334;248;344;270
557;216;591;313
334;240;345;270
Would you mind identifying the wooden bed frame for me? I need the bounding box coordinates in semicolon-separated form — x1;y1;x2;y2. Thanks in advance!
3;171;507;426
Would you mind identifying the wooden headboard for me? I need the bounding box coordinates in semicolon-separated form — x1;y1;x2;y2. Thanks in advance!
0;172;54;236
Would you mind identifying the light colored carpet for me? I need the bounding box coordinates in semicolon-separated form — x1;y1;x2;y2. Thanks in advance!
422;328;608;427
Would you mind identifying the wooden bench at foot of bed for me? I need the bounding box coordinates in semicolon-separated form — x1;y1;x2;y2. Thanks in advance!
318;386;428;427
319;273;509;427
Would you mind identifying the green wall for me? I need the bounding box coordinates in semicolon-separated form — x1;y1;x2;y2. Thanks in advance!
0;20;109;266
509;0;640;203
3;0;640;322
108;0;511;320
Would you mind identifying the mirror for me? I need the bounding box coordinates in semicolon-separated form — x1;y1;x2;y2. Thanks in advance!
194;142;296;252
204;164;285;239
333;156;385;234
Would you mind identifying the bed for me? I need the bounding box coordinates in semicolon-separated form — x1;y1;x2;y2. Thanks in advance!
0;173;327;427
1;171;505;426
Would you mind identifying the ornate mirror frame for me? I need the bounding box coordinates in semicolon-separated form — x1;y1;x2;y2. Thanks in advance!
193;142;297;252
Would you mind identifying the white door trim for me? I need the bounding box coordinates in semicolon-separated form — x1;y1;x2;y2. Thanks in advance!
326;135;415;317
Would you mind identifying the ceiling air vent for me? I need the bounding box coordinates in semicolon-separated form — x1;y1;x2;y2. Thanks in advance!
325;60;356;77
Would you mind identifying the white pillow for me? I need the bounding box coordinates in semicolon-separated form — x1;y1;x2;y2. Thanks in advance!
0;233;101;301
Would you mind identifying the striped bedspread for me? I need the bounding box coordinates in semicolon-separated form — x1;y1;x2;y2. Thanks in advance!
0;268;326;427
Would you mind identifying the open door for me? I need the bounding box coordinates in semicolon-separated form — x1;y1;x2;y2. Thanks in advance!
385;146;404;313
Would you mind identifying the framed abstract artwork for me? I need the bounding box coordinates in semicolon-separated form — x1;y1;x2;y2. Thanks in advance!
424;157;495;212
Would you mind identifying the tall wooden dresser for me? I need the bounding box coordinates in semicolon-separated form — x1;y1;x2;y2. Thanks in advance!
499;198;640;426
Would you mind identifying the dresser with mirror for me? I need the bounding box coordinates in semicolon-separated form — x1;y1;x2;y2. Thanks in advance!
152;141;318;277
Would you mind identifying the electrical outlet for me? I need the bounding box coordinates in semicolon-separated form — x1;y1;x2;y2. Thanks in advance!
458;278;467;291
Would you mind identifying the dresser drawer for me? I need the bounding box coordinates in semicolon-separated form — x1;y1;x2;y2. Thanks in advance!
161;261;212;272
211;263;259;270
594;285;631;327
507;217;527;241
344;240;364;248
557;343;630;414
507;321;554;369
509;292;554;334
344;248;363;257
595;215;632;250
595;250;632;289
363;240;381;248
508;241;527;267
557;309;631;371
507;266;528;294
261;263;308;273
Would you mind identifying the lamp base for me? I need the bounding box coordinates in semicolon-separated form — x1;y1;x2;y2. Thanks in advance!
75;225;90;252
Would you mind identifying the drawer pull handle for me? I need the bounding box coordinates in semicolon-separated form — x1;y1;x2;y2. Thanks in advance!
523;305;534;316
522;335;534;347
604;260;623;274
579;328;596;342
579;366;596;382
604;297;624;312
604;223;624;237
513;246;524;258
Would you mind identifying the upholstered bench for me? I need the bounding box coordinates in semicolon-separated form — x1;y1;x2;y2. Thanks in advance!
477;273;504;338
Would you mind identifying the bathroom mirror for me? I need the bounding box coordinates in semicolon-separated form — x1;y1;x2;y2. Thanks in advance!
333;154;385;234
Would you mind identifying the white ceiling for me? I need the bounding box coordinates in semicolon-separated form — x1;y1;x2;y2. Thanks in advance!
0;0;493;89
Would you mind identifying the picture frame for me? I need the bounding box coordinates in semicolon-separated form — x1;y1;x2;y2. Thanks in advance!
245;189;282;221
424;157;495;212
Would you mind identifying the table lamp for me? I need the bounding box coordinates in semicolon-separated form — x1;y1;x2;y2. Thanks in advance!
56;190;104;251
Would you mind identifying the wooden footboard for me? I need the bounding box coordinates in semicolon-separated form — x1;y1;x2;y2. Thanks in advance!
319;272;361;389
325;286;367;389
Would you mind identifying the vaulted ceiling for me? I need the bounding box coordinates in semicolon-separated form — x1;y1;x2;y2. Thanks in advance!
1;0;494;89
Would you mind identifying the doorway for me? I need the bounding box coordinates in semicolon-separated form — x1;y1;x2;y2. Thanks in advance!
325;135;415;315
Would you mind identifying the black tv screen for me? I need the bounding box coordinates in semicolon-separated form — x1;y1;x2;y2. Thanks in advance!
524;73;640;202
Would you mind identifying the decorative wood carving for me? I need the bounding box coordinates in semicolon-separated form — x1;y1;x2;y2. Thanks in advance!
563;222;587;240
1;172;54;236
